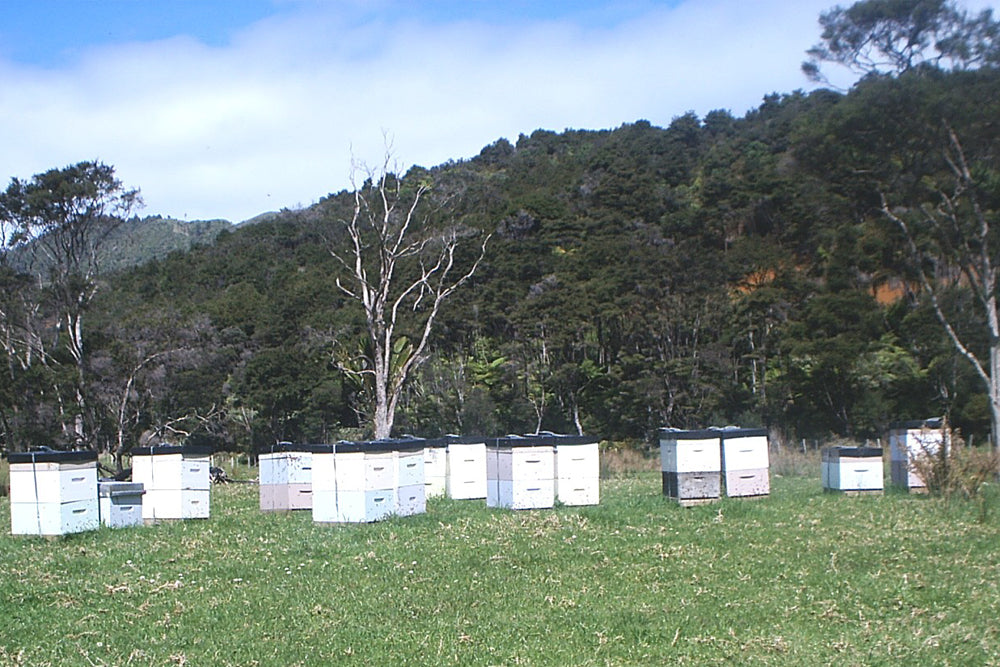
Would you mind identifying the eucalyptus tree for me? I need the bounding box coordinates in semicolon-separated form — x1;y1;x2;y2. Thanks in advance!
328;151;489;440
0;161;141;447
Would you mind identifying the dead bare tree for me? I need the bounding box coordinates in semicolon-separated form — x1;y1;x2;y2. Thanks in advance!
329;150;489;439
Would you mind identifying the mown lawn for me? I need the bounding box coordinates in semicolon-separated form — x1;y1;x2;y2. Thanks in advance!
1;470;998;666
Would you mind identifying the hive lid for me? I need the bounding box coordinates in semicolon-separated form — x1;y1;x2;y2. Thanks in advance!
715;426;768;440
258;442;327;454
131;444;214;457
658;428;720;441
889;418;943;430
98;481;145;496
8;449;98;464
824;446;883;458
488;434;556;448
309;438;425;454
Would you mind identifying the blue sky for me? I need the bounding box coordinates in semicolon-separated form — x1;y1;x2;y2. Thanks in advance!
0;0;883;222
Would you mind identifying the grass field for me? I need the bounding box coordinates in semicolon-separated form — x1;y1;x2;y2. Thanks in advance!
1;462;999;666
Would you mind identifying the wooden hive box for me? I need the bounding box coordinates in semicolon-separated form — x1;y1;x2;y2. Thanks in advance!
719;427;770;498
131;445;211;521
258;443;316;511
548;433;600;506
98;481;145;528
422;438;448;498
487;435;555;510
9;450;99;536
444;436;488;500
658;429;721;505
821;446;884;493
888;419;944;491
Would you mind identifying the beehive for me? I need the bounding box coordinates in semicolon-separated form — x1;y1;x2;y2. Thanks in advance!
718;427;770;498
98;481;145;528
422;438;448;498
549;433;600;506
258;443;316;511
444;435;488;500
888;419;945;491
821;446;884;493
487;435;555;510
9;449;99;536
131;444;211;520
659;429;721;505
311;438;426;523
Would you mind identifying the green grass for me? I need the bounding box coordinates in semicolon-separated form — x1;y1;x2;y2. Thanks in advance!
1;471;999;666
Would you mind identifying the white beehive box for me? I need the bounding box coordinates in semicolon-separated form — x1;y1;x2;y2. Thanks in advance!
550;433;600;506
98;481;145;528
822;447;884;493
487;435;555;509
131;445;211;520
888;419;945;491
423;439;448;498
258;444;315;511
719;427;770;498
445;436;488;500
9;450;99;536
659;429;722;505
312;438;427;523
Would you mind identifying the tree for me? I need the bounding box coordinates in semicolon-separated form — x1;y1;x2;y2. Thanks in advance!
0;161;141;447
803;0;1000;82
329;151;489;440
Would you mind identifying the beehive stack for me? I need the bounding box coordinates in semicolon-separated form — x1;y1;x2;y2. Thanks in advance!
486;435;555;510
259;443;316;511
550;433;600;506
312;438;426;523
444;435;488;500
98;481;145;528
821;446;884;494
131;444;211;521
659;429;722;506
888;419;944;492
718;427;770;498
9;450;99;536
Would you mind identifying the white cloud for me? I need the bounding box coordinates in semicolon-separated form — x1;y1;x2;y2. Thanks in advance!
0;0;855;222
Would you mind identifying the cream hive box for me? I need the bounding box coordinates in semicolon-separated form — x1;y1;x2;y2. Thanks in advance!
258;443;317;511
658;429;721;505
131;444;211;521
888;419;945;491
821;446;884;493
394;438;426;517
546;432;600;506
718;427;770;498
443;435;488;500
9;449;99;536
486;435;555;510
422;438;448;498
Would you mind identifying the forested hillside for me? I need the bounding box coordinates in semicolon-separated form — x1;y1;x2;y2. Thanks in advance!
3;59;999;456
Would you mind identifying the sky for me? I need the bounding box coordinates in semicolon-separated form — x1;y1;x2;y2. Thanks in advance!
0;0;960;223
